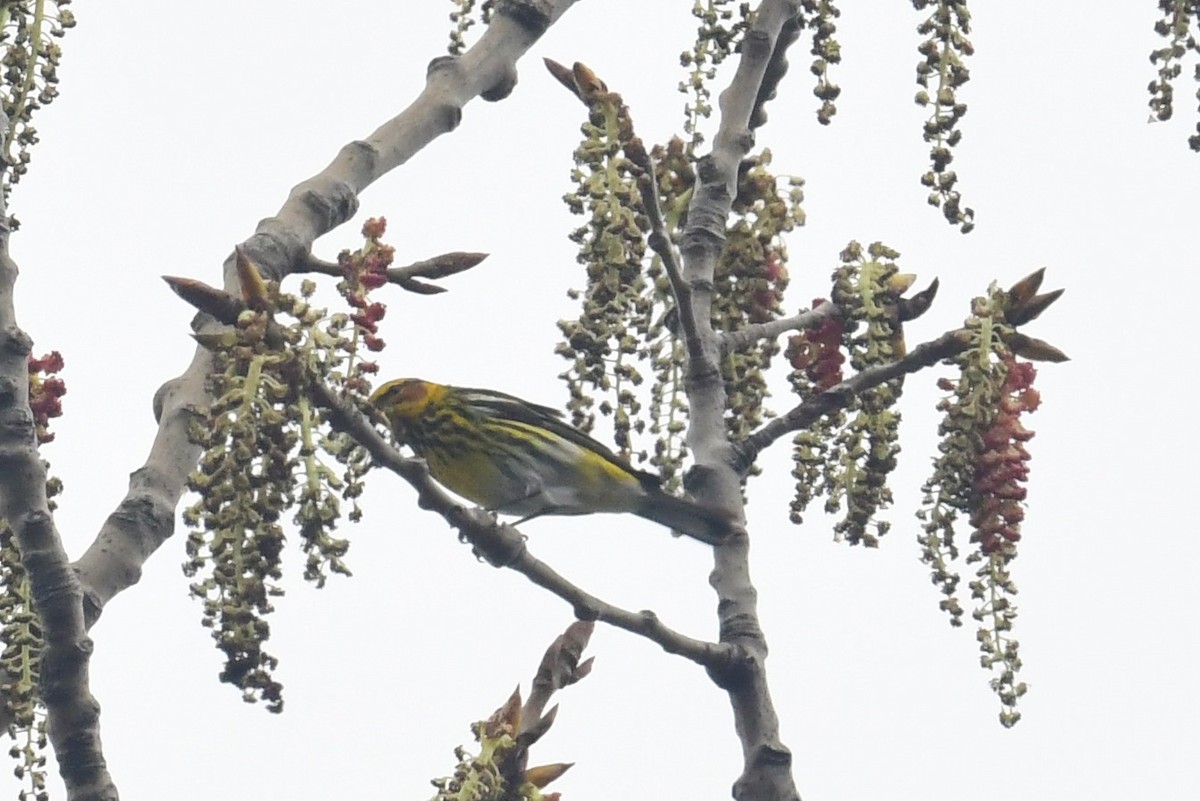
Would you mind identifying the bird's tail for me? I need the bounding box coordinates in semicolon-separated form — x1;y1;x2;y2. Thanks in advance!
636;489;732;545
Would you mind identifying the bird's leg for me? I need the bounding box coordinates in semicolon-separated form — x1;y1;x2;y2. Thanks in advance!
511;510;548;526
488;481;552;525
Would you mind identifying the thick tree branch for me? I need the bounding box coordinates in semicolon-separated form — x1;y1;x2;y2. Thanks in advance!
312;382;738;672
0;113;118;799
71;0;584;628
739;329;970;468
677;7;803;379
675;3;806;801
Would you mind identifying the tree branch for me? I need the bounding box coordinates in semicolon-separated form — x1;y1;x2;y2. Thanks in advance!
632;154;702;351
71;0;584;628
739;329;970;468
297;250;488;295
311;382;739;673
721;302;837;352
0;109;119;800
675;3;806;801
505;546;738;669
162;268;727;669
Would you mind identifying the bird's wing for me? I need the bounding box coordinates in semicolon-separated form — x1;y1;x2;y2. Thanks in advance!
455;385;662;490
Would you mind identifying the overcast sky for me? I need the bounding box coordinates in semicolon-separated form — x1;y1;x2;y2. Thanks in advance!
10;3;1199;800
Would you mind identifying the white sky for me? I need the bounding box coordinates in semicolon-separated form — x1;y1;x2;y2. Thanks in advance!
10;2;1199;800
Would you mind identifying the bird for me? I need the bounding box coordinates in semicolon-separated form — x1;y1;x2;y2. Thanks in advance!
368;378;729;545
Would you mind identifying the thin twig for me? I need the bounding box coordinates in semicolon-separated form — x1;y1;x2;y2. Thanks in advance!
721;302;837;352
298;251;488;295
631;161;702;349
508;548;736;668
739;328;970;468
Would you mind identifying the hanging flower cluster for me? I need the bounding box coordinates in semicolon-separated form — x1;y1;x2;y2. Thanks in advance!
1147;0;1200;150
786;299;845;524
970;357;1038;555
918;270;1063;726
679;0;751;153
913;0;975;231
0;0;75;217
803;0;843;125
0;522;47;801
180;231;388;711
554;57;803;490
789;242;918;544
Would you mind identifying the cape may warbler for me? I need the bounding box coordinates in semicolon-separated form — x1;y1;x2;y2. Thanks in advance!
369;379;728;544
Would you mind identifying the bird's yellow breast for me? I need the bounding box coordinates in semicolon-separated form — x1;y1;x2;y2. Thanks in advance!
421;447;519;509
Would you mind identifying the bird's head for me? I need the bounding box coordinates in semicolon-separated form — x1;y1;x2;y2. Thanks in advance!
369;378;445;422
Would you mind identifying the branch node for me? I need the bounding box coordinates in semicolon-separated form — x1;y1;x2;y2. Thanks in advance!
481;65;519;102
572;603;601;622
496;0;552;37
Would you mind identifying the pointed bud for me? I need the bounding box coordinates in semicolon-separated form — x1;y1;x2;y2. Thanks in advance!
1008;333;1069;362
1006;288;1064;326
487;686;523;736
525;763;574;789
1006;267;1046;308
562;620;594;650
191;332;238;351
519;704;558;747
886;272;917;295
235;247;272;311
571;62;607;102
573;656;595;682
396;277;447;295
544;58;583;101
414;252;489;278
898;277;939;322
163;275;246;323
